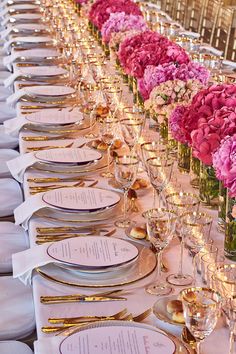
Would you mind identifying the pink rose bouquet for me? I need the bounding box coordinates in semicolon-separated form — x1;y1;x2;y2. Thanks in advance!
109;29;143;50
101;12;147;43
89;0;142;30
138;62;210;100
191;107;236;166
144;79;202;118
213;134;236;197
172;83;236;146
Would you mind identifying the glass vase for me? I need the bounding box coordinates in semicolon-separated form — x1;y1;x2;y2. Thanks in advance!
190;151;200;189
199;162;219;209
177;143;190;174
224;191;236;261
218;182;227;232
159;115;168;143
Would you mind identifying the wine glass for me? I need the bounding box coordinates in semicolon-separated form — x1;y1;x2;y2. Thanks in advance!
120;114;145;153
181;211;213;285
166;192;200;286
99;115;119;178
213;264;236;354
143;208;177;296
146;157;174;208
114;155;139;228
103;87;123;117
181;287;222;354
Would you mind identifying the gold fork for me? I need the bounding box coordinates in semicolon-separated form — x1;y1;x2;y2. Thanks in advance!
27;142;74;151
29;181;85;195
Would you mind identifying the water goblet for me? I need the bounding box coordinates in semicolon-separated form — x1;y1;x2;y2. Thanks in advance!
166;192;200;286
120;115;144;153
181;287;222;354
143;208;177;296
146;157;174;208
114;155;139;228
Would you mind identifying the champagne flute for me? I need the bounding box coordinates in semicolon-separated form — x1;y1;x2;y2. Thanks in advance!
99;115;119;178
143;208;177;296
114;155;139;228
166;192;200;286
181;287;222;354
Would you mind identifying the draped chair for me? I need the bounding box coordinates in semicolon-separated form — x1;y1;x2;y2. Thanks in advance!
199;0;223;45
160;0;175;16
183;0;206;32
212;6;236;60
171;0;188;26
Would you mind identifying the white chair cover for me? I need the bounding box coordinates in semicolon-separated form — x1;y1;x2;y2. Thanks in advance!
0;341;33;354
0;178;23;217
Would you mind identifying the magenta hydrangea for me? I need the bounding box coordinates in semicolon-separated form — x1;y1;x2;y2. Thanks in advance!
174;84;236;147
89;0;142;30
191;107;236;166
101;12;147;43
138;62;210;100
169;105;189;145
213;134;236;197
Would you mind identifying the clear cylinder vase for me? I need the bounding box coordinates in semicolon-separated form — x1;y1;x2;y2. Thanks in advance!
224;191;236;261
199;162;219;209
177;143;190;174
218;182;227;232
190;152;200;189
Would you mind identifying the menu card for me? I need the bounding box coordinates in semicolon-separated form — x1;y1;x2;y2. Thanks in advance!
35;148;102;165
59;326;176;354
47;236;139;268
42;187;120;211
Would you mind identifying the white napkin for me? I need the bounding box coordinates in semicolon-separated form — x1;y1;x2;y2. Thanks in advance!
7;152;37;181
4;116;26;135
7;87;34;107
14;193;48;230
3;36;53;52
34;338;61;354
3;48;59;68
13;243;56;285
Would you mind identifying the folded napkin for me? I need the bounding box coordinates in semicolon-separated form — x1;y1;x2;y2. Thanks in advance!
3;48;59;68
14;193;48;229
13;242;55;285
6;88;30;107
7;152;37;181
34;337;61;354
3;36;53;52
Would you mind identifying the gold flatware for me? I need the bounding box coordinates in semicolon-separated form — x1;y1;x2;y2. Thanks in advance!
29;181;84;195
29;181;84;190
87;180;98;187
36;224;110;234
22;134;75;141
27;176;94;183
41;294;127;304
48;308;127;324
21;104;72;110
35;229;115;244
41;309;151;333
27;142;74;151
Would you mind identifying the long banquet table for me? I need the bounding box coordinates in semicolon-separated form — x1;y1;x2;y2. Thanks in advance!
1;1;234;353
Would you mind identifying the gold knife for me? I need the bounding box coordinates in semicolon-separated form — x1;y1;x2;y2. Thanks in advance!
40;295;127;304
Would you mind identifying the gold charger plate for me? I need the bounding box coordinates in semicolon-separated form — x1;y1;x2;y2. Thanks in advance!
57;320;193;354
153;295;184;327
36;242;156;288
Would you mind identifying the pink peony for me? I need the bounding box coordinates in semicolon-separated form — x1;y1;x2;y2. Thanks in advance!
101;12;147;43
138;62;210;100
169;105;190;145
191;107;236;166
213;134;236;197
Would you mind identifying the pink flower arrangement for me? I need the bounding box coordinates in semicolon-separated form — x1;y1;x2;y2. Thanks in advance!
75;0;87;4
118;31;190;78
213;134;236;197
89;0;142;30
191;107;236;166
169;105;191;145
101;12;147;43
109;29;142;50
145;79;202;118
172;84;236;146
138;62;210;100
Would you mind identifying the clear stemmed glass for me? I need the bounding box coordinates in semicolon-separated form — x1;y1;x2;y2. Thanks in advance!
114;155;139;228
99;115;119;178
181;287;222;354
180;211;213;285
143;208;177;296
213;264;236;354
166;192;200;286
120;116;144;153
146;157;174;208
103;87;123;117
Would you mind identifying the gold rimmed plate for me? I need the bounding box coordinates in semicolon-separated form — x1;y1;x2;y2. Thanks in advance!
153;295;185;327
36;243;156;288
